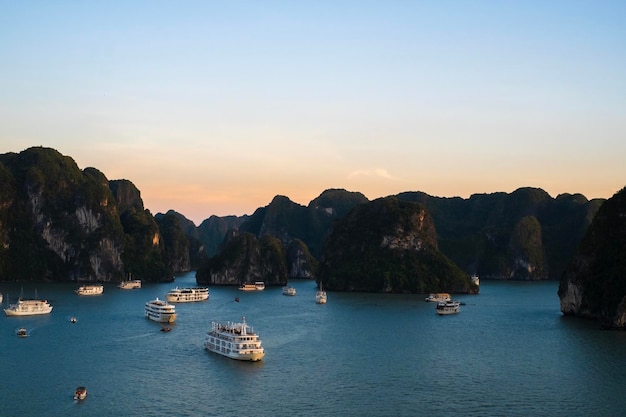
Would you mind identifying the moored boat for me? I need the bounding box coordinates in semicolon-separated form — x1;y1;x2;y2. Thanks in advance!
145;298;177;323
435;300;461;315
238;282;265;291
238;283;255;291
282;285;296;296
75;284;104;296
4;298;53;316
425;293;451;302
118;277;142;289
166;287;209;303
74;386;87;400
204;316;265;361
315;283;327;304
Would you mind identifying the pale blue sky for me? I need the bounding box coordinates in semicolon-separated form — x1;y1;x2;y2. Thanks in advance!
1;1;625;223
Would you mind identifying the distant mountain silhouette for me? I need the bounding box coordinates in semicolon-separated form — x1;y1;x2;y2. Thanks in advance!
0;146;613;291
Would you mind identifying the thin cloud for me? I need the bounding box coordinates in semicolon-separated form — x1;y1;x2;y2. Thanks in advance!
348;169;401;181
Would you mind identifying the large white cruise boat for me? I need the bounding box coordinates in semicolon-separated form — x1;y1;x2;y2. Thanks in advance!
425;293;451;302
118;277;142;289
435;300;461;315
4;298;53;316
204;316;265;361
238;282;265;291
145;298;177;323
282;285;296;296
166;287;209;303
75;284;104;296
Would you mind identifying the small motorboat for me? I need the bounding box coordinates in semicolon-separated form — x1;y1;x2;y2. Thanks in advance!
234;297;240;303
70;316;77;323
17;328;28;338
160;327;171;332
74;386;87;400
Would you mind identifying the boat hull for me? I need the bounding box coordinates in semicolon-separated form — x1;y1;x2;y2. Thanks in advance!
204;344;265;361
145;311;177;323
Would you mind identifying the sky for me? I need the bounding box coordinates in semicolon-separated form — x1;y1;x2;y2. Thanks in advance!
1;1;625;225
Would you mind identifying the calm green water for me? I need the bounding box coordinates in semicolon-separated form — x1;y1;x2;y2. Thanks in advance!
1;274;625;416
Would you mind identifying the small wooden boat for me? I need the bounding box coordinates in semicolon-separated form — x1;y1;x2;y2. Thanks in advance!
74;386;87;400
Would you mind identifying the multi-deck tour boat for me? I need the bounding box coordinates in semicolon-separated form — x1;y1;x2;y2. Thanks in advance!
282;285;296;296
145;298;177;323
118;277;142;289
238;282;265;291
435;300;461;315
165;287;209;303
4;298;53;316
425;293;451;302
75;284;104;296
204;316;265;361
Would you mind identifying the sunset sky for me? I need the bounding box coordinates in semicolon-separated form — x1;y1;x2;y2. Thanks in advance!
1;1;625;224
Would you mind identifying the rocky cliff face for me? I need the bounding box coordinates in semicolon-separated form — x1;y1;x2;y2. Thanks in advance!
559;187;626;329
0;147;178;282
239;189;368;259
317;196;477;293
286;239;317;279
195;232;287;286
397;187;603;280
155;212;191;273
0;148;125;281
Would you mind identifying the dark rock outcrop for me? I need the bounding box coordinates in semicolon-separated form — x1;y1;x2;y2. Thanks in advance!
397;187;603;280
317;196;477;294
286;239;317;279
196;231;287;286
0;147;177;282
559;187;626;329
239;189;368;259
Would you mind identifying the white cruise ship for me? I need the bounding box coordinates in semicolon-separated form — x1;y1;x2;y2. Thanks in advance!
238;281;265;291
435;300;461;315
118;278;141;289
204;316;265;361
166;287;209;303
75;284;104;296
145;298;177;323
425;293;451;302
4;299;53;316
282;285;296;296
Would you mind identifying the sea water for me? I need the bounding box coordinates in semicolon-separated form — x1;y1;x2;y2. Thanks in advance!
1;273;625;416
